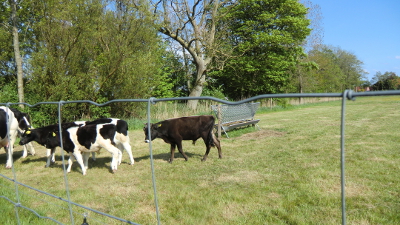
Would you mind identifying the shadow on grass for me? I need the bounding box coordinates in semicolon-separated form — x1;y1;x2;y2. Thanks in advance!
16;154;114;174
134;151;203;163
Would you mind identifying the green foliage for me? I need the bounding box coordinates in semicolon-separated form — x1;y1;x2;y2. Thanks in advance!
22;0;167;120
371;71;400;90
290;45;365;93
213;0;311;99
0;76;18;103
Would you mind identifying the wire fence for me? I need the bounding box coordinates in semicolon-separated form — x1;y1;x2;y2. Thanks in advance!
1;90;399;225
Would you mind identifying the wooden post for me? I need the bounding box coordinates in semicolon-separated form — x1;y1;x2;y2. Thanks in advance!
270;98;273;110
217;104;222;138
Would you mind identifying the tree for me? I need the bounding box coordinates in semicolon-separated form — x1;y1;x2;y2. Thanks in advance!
289;0;323;100
334;48;365;89
9;0;24;107
304;46;345;92
149;0;234;109
212;0;311;99
25;0;167;122
371;71;399;90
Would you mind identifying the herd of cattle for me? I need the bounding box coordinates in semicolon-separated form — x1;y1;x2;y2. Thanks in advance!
0;107;222;175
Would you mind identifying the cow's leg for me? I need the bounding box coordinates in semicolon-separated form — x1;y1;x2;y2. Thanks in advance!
91;152;96;161
100;143;120;173
201;133;222;161
82;152;90;170
104;146;120;173
28;142;36;156
66;153;75;173
5;145;13;169
21;145;28;158
176;142;188;161
201;136;211;161
6;133;17;168
116;147;122;165
22;142;35;158
169;144;176;163
202;145;211;162
120;142;134;165
73;151;87;175
46;148;56;167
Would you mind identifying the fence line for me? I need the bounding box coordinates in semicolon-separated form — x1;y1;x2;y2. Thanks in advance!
1;90;400;225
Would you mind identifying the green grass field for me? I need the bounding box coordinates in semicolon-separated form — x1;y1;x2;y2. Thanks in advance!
1;96;399;224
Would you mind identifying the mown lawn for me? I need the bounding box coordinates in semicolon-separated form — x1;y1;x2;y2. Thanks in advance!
0;96;399;225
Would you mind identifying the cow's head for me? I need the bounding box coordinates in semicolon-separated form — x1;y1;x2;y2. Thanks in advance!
19;128;35;145
143;123;162;143
17;116;32;133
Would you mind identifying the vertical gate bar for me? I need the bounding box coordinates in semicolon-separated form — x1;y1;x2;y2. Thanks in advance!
57;101;75;225
6;103;21;224
340;90;349;225
147;97;161;225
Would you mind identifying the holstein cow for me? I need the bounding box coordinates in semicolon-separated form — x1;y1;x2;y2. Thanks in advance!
0;106;35;168
143;115;222;163
9;108;36;158
82;118;134;165
19;118;134;168
45;123;126;175
19;122;83;167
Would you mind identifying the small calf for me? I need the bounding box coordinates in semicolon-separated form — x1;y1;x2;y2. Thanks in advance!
144;115;222;163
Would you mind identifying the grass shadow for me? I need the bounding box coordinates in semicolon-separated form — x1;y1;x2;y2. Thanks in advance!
134;151;203;162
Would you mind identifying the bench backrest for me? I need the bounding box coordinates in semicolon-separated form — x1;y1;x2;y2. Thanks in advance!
211;102;260;124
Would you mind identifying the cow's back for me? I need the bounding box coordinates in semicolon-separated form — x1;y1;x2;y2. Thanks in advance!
162;115;215;140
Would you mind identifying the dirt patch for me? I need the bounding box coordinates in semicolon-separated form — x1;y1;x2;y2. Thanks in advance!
237;129;286;140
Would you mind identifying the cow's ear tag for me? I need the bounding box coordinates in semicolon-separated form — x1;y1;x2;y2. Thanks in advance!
158;124;162;127
26;130;31;134
52;132;56;137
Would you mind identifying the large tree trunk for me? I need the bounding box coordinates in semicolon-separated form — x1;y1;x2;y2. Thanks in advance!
10;0;24;108
187;59;207;110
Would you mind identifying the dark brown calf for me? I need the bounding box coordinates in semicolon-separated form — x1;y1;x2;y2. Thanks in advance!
144;115;222;163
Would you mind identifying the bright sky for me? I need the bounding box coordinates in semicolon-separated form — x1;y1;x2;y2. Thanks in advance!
310;0;400;81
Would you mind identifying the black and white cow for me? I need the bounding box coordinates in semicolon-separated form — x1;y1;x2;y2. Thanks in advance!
46;123;128;175
19;118;134;169
9;108;36;158
75;118;134;165
0;106;34;168
19;122;83;167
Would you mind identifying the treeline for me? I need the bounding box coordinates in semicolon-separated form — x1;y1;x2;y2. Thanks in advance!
0;0;390;125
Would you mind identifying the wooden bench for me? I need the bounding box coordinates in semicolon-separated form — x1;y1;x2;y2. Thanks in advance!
211;102;260;138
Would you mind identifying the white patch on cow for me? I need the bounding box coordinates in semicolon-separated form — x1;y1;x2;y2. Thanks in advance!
0;107;19;168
